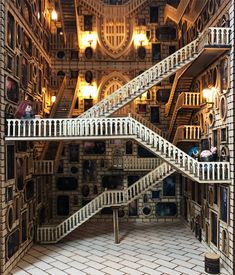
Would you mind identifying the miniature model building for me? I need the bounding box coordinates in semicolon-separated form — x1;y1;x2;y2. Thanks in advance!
1;0;234;274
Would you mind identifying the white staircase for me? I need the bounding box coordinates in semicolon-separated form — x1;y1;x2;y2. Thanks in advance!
6;116;231;183
6;27;231;243
37;162;174;243
79;28;231;119
114;112;163;137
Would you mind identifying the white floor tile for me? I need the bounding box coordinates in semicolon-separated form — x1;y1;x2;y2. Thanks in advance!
138;266;162;275
27;268;49;275
12;222;232;275
65;267;86;275
46;268;68;275
83;267;105;275
120;266;143;275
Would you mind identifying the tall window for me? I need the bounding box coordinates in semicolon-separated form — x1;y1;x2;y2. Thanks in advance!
6;145;15;180
150;7;158;23
211;212;218;246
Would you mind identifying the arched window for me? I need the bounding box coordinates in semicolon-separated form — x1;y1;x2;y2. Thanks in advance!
221;229;229;255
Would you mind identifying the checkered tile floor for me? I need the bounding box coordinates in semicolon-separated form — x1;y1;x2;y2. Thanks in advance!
12;221;229;275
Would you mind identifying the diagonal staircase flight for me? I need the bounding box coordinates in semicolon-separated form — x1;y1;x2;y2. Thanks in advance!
37;162;174;243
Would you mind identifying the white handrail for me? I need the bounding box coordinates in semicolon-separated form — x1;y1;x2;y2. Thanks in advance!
37;162;174;243
6;117;230;182
79;39;199;118
78;27;231;119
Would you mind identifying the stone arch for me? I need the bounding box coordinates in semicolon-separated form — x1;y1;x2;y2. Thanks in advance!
98;72;130;101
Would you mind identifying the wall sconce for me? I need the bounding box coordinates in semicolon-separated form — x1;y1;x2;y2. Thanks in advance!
202;87;216;104
134;27;148;47
81;84;98;100
82;32;97;48
51;95;56;104
51;10;58;21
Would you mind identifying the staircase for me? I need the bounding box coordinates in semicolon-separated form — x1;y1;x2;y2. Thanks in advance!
42;78;78;162
164;0;190;23
60;0;77;32
165;71;194;117
80;39;198;118
6;27;231;243
6;116;231;183
168;92;200;142
79;28;231;119
114;111;163;137
37;162;174;243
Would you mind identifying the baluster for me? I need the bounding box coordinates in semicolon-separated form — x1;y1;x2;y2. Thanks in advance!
12;120;15;137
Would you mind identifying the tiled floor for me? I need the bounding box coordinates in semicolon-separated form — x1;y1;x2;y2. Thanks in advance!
12;221;229;275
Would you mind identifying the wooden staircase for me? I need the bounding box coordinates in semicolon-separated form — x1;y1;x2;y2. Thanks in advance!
165;74;194;117
60;0;77;33
42;78;78;161
168;92;200;142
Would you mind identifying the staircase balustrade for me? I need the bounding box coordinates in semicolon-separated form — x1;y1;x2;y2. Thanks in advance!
78;28;231;120
79;39;199;119
33;161;54;175
173;125;201;144
123;157;161;170
168;92;200;140
198;27;231;51
37;162;173;243
6;116;230;183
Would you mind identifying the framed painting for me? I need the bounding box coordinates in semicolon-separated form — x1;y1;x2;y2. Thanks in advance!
138;103;147;113
69;144;79;162
150;106;160;123
129;200;138;216
220;186;228;223
163;175;176;196
84;98;93;111
156;203;177;216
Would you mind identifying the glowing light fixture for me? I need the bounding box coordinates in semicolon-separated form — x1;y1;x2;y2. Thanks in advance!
202;87;216;103
51;95;56;104
81;84;97;99
51;10;58;21
134;26;148;47
81;32;97;48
